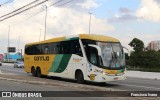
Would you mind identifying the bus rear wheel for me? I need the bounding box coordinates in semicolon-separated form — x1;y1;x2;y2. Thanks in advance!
36;67;42;78
76;71;84;83
31;67;36;77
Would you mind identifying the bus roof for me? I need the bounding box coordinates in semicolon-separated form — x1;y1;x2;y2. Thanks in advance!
79;34;119;42
26;34;119;45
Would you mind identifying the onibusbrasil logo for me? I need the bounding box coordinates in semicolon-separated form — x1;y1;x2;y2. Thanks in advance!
1;92;42;98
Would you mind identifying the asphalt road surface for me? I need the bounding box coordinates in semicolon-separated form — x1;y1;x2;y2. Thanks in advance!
1;63;160;91
0;78;158;100
0;63;26;75
1;79;120;100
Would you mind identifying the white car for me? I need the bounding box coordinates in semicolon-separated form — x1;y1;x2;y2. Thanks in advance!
14;61;24;68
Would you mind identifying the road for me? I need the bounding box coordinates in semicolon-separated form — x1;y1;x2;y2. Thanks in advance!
0;76;158;100
0;63;26;75
1;80;119;100
1;63;160;91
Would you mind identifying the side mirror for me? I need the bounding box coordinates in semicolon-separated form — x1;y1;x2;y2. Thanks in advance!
88;44;102;56
122;46;130;57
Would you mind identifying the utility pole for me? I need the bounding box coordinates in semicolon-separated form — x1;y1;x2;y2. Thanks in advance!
7;26;10;62
18;35;20;52
21;49;23;61
44;5;47;40
89;12;92;34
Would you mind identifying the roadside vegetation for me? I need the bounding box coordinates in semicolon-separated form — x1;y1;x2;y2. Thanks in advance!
126;38;160;72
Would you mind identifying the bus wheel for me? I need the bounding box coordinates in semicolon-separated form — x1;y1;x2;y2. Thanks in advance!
36;67;41;78
76;70;84;83
31;67;36;77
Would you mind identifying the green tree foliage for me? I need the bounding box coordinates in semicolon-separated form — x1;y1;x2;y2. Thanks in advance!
127;38;160;72
129;38;144;52
128;38;144;67
128;51;144;67
143;50;160;68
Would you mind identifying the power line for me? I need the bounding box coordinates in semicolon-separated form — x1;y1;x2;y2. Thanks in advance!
10;11;43;26
11;0;63;16
10;0;73;26
0;0;49;22
54;0;73;7
0;0;40;19
0;0;14;7
0;0;71;22
49;0;64;7
10;10;44;26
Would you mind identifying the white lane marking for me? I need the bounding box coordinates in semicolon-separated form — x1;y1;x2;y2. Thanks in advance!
113;83;160;90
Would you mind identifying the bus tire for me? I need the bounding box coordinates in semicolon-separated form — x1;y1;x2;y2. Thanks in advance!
36;67;42;78
75;70;84;83
31;67;36;77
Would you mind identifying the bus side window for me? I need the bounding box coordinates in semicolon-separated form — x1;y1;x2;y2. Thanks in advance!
45;46;49;54
25;46;31;55
32;45;40;55
71;40;83;57
86;46;98;66
37;44;43;54
25;45;36;55
61;41;71;54
56;42;63;54
49;43;56;54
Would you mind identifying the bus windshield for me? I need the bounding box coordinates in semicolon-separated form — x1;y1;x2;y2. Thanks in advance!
98;42;125;69
82;40;125;70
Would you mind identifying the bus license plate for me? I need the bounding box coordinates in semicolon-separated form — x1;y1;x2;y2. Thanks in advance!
114;77;119;80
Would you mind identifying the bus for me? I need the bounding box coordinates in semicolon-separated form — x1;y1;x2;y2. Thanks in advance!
24;34;126;83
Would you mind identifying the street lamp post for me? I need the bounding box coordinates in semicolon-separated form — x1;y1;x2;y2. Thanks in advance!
44;5;47;40
18;35;20;52
7;26;10;62
89;12;92;34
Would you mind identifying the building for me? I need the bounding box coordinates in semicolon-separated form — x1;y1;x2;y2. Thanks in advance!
0;54;3;61
3;53;23;62
147;40;160;51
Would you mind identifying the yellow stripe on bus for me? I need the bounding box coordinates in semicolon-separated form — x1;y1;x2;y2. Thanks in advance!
103;69;118;74
26;37;66;45
79;34;119;42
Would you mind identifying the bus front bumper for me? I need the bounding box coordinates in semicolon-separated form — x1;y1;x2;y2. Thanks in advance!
92;73;126;82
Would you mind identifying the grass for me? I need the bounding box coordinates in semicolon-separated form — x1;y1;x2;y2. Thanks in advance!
139;68;160;72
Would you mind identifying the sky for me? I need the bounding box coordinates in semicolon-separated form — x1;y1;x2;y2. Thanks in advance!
0;0;160;54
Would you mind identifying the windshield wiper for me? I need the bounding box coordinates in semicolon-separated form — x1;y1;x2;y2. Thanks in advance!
110;43;121;68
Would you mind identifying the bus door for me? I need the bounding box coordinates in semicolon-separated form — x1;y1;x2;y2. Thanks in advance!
85;45;99;80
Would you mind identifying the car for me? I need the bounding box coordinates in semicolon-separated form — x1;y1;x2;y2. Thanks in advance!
14;61;24;68
0;61;2;66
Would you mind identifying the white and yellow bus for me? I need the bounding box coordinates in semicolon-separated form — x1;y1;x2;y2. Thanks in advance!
24;34;126;83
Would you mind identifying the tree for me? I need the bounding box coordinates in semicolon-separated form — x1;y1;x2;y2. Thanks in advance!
128;38;144;52
128;38;145;68
128;38;160;71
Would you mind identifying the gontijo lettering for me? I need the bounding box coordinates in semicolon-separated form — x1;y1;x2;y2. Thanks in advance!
34;56;49;61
